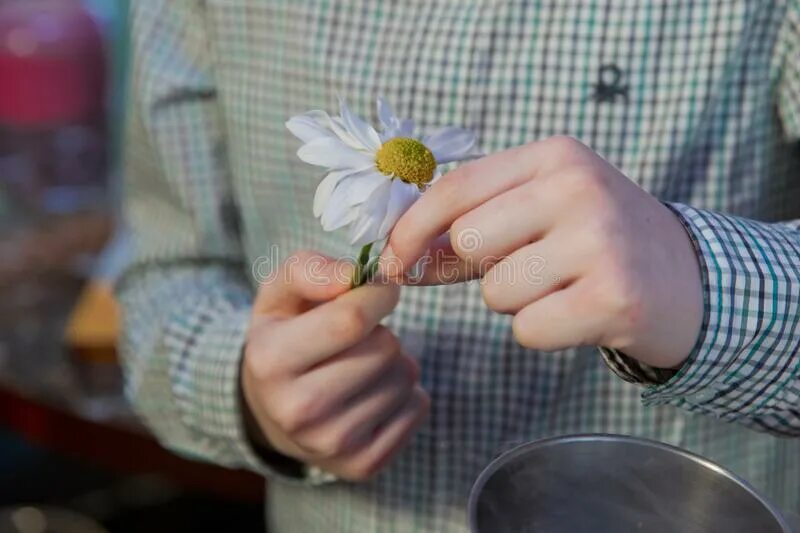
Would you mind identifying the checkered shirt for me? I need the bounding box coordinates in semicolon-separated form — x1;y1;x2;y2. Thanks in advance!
118;1;800;531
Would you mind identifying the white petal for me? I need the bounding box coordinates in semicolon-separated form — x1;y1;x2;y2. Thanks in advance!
286;114;333;144
348;180;393;246
382;119;417;142
424;127;477;164
297;137;374;169
340;99;381;151
305;109;335;126
378;180;420;237
398;119;416;137
377;97;398;131
377;97;417;141
329;170;389;208
285;109;341;141
313;169;355;218
318;170;390;233
330;117;366;150
321;198;359;232
380;130;397;143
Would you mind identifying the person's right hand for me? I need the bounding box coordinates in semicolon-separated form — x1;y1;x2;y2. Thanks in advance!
241;251;429;481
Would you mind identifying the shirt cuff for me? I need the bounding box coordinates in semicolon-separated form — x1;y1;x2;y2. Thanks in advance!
599;346;677;385
167;303;333;485
630;203;800;424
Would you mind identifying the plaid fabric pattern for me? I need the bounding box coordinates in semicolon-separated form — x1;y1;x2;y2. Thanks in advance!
119;1;800;531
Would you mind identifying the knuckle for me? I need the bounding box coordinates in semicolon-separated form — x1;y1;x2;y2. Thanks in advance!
372;349;398;379
259;335;295;375
449;216;480;258
374;325;401;353
583;212;616;247
560;168;607;201
329;306;369;343
511;313;537;349
395;357;418;387
244;357;273;385
243;342;281;383
282;251;310;287
480;276;509;313
285;250;329;281
274;390;322;434
316;431;352;458
544;135;585;159
284;249;315;270
403;355;421;383
272;406;302;435
341;461;377;482
341;465;371;482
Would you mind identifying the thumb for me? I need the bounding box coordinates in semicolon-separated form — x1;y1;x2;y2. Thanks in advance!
254;250;356;318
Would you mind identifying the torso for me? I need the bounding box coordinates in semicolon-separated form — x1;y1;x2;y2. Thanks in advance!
204;2;800;530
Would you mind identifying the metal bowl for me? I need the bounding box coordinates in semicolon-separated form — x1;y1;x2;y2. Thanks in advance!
469;434;792;533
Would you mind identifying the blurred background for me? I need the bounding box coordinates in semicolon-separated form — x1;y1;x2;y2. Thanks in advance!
0;1;264;531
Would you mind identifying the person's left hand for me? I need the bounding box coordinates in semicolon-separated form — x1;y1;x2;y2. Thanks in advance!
379;136;703;369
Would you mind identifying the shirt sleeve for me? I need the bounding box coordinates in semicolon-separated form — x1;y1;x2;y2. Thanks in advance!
603;205;800;437
117;0;327;483
601;7;800;436
777;1;800;141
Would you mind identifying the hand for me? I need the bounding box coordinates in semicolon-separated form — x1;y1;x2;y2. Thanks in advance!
380;136;704;369
242;251;429;481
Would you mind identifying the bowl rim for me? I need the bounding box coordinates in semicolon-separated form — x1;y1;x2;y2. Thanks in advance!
467;433;791;532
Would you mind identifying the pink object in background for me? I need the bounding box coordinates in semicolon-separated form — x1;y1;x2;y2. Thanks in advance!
0;1;113;398
0;0;108;217
0;0;105;127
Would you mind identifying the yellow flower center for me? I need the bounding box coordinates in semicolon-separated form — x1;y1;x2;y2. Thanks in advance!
375;137;437;189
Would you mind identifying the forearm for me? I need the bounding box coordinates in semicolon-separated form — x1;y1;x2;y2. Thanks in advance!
122;0;282;476
117;263;264;468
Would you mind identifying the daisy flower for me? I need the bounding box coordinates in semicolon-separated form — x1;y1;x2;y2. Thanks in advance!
286;97;478;284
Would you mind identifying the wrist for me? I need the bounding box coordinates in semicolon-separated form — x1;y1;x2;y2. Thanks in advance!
238;349;306;478
621;203;704;369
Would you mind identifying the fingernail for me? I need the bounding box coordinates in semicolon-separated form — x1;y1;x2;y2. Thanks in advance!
405;249;429;284
377;244;403;280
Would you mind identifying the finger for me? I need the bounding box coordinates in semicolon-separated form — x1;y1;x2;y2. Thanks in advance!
398;233;481;286
381;137;581;275
380;146;533;276
511;278;606;352
481;232;588;314
255;250;356;318
273;281;401;371
290;327;406;423
323;386;430;480
448;178;557;264
296;357;417;458
401;171;568;286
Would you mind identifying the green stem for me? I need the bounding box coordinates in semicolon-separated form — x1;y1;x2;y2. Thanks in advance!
351;242;374;288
